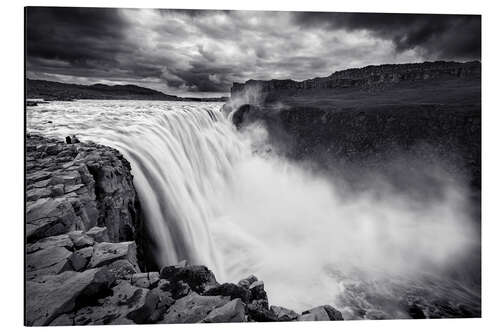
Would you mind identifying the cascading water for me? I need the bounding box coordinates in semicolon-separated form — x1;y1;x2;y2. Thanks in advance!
27;100;480;318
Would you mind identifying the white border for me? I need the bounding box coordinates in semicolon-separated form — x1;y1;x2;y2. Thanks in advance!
1;0;498;332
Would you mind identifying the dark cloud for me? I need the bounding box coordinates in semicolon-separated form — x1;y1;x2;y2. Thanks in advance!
26;7;481;94
293;12;481;60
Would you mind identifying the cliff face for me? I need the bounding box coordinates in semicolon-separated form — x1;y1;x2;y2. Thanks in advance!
25;134;344;326
227;61;481;196
26;134;144;244
231;61;480;97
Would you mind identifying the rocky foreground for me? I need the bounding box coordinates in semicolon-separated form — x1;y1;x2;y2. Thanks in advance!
25;134;343;326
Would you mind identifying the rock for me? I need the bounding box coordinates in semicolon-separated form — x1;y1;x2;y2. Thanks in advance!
247;300;277;322
26;234;73;253
131;272;160;289
49;314;74;326
249;280;268;304
203;283;251;303
26;197;79;242
86;226;109;242
159;265;218;293
88;241;138;270
73;281;148;325
270;305;299;321
299;305;344;321
105;259;139;280
26;268;107;325
161;293;229;324
237;274;258;288
127;287;175;323
202;299;246;323
26;246;72;279
68;231;94;249
69;247;93;271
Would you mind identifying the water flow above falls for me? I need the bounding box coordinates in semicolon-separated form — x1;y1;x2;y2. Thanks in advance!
27;100;480;318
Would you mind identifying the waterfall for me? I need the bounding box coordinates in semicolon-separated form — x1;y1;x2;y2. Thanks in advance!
27;100;480;317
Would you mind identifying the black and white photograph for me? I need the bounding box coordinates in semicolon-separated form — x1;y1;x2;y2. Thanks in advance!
23;5;482;326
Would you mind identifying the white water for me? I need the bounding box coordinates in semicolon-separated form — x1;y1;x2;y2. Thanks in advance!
27;100;480;318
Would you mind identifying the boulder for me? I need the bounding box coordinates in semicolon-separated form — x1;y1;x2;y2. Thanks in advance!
86;226;109;242
68;231;94;249
26;246;72;279
69;247;93;271
202;298;246;323
159;265;218;293
73;281;148;325
203;283;251;303
161;293;229;324
270;305;299;321
88;241;138;270
247;300;277;322
249;280;268;304
127;287;175;323
299;305;344;321
26;268;103;325
26;234;73;253
131;272;160;289
26;197;79;242
237;274;258;288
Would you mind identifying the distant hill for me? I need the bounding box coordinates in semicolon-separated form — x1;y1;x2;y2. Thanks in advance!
26;79;228;102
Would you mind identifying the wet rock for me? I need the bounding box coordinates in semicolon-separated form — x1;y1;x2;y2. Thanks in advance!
270;305;299;321
161;293;229;324
159;265;218;293
202;298;246;323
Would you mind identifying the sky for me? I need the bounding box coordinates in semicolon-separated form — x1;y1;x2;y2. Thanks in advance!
26;7;481;96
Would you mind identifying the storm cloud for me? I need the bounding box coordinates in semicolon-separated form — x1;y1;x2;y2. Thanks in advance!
26;7;481;95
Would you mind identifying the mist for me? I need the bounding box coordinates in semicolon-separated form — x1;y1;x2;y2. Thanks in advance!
210;122;479;315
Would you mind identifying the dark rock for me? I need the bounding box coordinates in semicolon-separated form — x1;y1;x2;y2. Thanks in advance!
159;265;218;293
26;234;73;253
202;298;246;323
299;305;344;321
26;247;72;279
88;241;138;270
237;274;258;288
69;247;93;271
160;293;229;324
247;300;277;322
26;268;105;325
270;305;299;321
203;283;251;303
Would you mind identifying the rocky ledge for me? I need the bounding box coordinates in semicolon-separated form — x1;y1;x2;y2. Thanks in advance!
25;134;343;326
